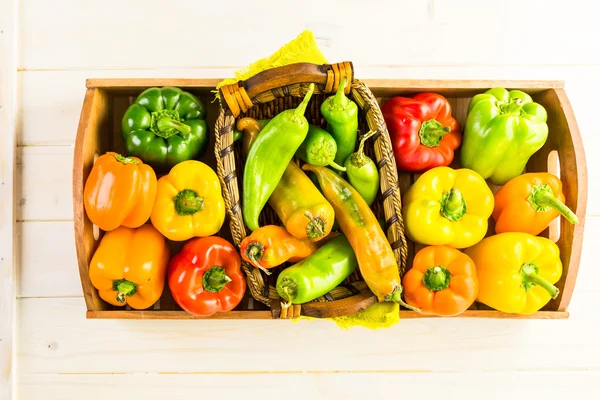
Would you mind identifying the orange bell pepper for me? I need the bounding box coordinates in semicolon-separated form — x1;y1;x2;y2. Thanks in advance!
240;225;318;274
493;172;578;236
402;245;478;316
83;152;157;231
89;224;170;309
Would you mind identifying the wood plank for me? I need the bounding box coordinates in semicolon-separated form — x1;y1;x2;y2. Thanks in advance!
18;0;428;70
17;145;73;221
18;293;600;374
0;0;17;397
18;222;79;298
18;371;600;400
19;0;600;70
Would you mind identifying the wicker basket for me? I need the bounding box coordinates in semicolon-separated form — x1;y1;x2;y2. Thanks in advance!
214;62;408;318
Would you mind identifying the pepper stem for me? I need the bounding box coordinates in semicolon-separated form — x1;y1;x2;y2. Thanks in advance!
440;188;467;221
385;288;421;312
112;279;138;304
173;189;204;216
157;117;191;136
304;211;326;239
114;154;140;165
529;184;578;225
278;277;298;309
328;160;347;171
502;98;524;115
333;76;348;107
422;266;452;292
350;130;377;167
202;266;232;293
293;83;315;121
246;242;271;275
520;262;559;299
150;109;190;138
419;119;451;147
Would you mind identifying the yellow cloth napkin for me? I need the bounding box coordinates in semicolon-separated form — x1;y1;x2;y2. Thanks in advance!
216;30;328;93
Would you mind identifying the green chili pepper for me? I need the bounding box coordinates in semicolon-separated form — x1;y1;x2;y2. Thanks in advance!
121;86;208;169
276;234;358;305
296;125;346;171
243;84;315;231
344;130;380;206
321;76;358;169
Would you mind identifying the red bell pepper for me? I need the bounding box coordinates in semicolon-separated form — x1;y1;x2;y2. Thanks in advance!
168;236;246;316
381;93;462;172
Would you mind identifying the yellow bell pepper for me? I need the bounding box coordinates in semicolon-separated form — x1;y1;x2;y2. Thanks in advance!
464;232;562;314
402;166;494;249
151;160;226;241
89;224;170;309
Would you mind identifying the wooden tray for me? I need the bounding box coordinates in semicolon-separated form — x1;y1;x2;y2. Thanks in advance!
73;78;586;320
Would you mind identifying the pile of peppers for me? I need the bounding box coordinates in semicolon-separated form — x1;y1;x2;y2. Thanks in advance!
382;87;579;316
85;86;246;317
83;79;580;320
237;78;413;311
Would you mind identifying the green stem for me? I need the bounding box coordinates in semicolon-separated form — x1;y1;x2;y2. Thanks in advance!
520;262;560;299
202;266;232;293
304;211;326;239
350;130;377;167
173;189;204;216
440;188;467;221
419;119;451;147
529;184;578;224
112;279;138;303
333;76;348;107
292;83;315;121
502;98;524;115
422;266;452;292
246;242;271;275
328;160;347;171
150;109;190;138
385;288;421;312
114;154;140;165
156;117;191;136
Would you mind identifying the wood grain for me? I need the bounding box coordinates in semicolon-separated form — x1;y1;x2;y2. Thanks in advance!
0;0;17;397
18;296;600;374
73;88;110;311
18;371;600;400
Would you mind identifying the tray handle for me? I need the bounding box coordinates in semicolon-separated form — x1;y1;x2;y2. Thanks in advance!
219;61;354;117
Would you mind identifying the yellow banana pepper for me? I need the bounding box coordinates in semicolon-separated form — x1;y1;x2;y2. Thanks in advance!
402;166;494;248
151;160;226;241
464;232;562;314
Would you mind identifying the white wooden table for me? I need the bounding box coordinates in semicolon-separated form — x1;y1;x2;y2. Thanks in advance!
2;0;600;398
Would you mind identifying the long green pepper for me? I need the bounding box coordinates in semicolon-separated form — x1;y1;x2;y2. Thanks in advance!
276;234;358;305
242;84;315;231
321;77;358;170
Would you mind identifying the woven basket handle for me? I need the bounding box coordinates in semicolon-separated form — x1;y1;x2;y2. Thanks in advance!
220;61;354;117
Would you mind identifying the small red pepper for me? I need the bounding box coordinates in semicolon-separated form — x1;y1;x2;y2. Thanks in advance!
381;93;461;172
168;236;246;317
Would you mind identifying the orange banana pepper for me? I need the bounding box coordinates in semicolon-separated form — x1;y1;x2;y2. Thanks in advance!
84;152;157;231
240;225;318;274
493;172;578;235
89;224;170;309
303;164;418;311
402;245;478;316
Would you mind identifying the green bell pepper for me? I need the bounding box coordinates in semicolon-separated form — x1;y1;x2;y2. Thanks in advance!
460;88;548;185
121;86;208;169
